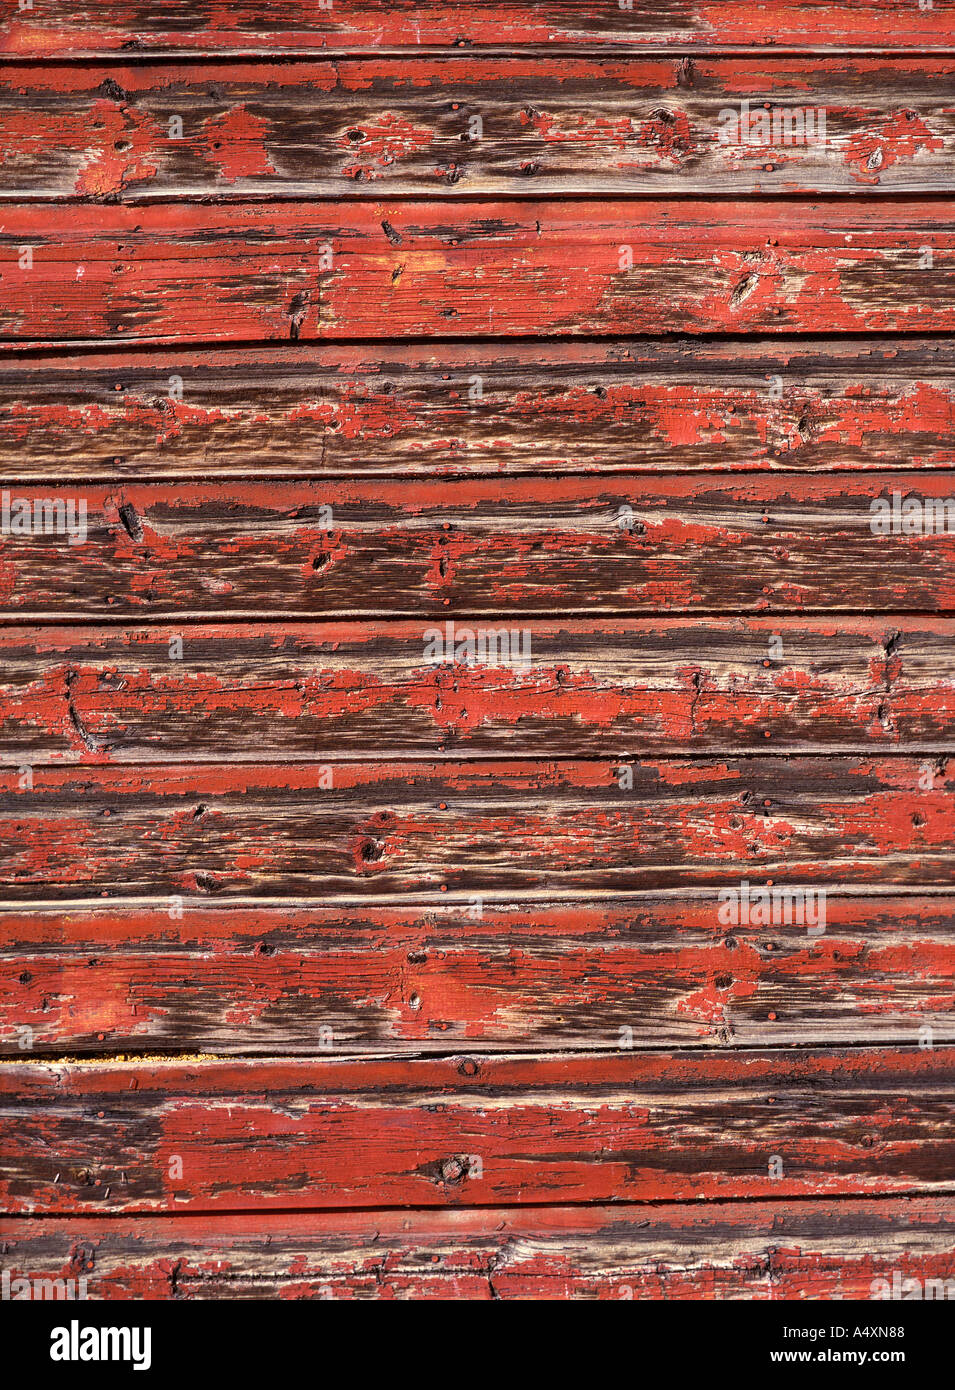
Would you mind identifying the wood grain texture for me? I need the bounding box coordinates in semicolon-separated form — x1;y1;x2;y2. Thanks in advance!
2;200;952;345
2;1048;952;1212
2;58;953;198
4;0;954;1295
3;896;953;1056
0;757;951;901
2;474;955;616
2;1199;953;1299
3;1;953;56
3;341;952;480
1;619;954;761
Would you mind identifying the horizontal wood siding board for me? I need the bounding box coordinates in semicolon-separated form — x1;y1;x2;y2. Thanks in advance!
2;897;953;1056
0;757;951;899
4;2;955;55
1;1048;952;1212
0;619;953;760
1;475;955;616
3;1198;953;1298
1;201;952;344
1;340;953;479
2;58;954;198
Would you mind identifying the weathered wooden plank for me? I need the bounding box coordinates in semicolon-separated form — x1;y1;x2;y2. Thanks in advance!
1;475;955;616
2;58;953;198
2;1198;953;1299
0;758;950;900
3;1;953;56
1;619;953;762
2;1048;951;1212
2;201;952;344
3;341;952;480
2;896;953;1056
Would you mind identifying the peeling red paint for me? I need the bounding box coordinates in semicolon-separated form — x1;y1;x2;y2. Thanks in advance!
2;1048;951;1213
0;200;951;345
4;8;955;1300
2;3;952;54
203;104;276;181
844;109;945;186
2;1197;952;1299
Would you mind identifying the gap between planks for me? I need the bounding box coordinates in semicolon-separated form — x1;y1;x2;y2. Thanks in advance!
4;1037;955;1066
4;330;955;359
4;49;955;64
4;1192;955;1219
5;886;955;909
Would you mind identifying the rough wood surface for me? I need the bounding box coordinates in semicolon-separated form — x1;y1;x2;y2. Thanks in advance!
0;758;951;900
3;1;953;56
2;201;952;345
3;341;952;480
2;58;953;198
2;896;953;1056
0;619;953;761
2;474;954;617
3;0;954;1299
2;1048;951;1212
2;1198;953;1299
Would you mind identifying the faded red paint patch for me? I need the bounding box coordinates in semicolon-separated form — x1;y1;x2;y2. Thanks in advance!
844;110;944;185
339;112;436;181
204;104;276;181
74;101;162;195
